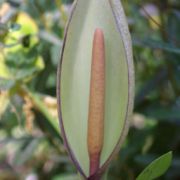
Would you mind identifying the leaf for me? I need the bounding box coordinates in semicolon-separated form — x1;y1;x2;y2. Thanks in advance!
0;91;9;119
135;69;167;106
9;23;21;32
57;0;134;177
5;12;39;52
0;54;11;79
165;11;180;93
143;103;180;120
0;77;15;90
133;37;180;54
136;151;172;180
28;90;61;140
4;46;44;81
13;138;40;166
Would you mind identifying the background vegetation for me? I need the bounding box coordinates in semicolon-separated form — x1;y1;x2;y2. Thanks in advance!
0;0;180;179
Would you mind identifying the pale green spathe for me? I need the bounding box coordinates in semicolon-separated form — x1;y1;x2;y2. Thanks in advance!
60;0;133;176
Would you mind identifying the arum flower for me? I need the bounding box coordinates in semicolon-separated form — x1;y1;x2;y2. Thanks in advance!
57;0;134;179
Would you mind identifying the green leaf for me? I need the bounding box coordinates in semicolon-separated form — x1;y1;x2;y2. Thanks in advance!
0;77;15;90
28;90;61;137
136;151;172;180
5;12;39;52
5;46;44;80
143;103;180;120
0;91;9;118
9;23;21;32
133;37;180;54
13;138;40;166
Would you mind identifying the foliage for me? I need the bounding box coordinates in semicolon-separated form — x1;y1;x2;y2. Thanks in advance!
0;0;180;179
136;151;172;180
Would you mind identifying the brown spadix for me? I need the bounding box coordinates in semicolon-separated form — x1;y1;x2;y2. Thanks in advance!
88;28;105;176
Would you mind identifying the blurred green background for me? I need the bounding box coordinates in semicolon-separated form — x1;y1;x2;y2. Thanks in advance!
0;0;180;179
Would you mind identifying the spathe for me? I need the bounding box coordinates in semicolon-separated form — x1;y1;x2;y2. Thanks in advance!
57;0;134;179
